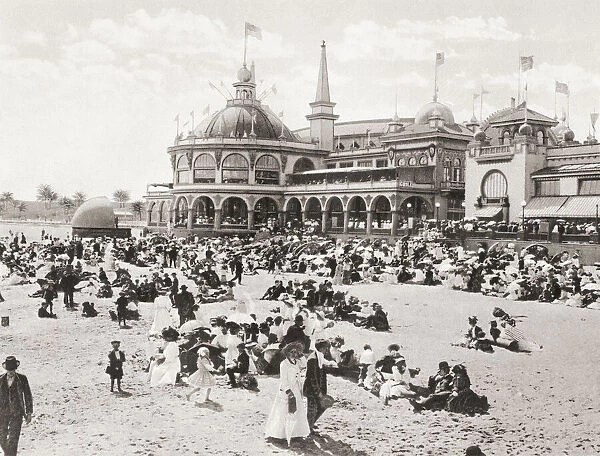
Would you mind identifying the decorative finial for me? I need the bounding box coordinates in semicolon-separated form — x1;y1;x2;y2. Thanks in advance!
322;40;326;47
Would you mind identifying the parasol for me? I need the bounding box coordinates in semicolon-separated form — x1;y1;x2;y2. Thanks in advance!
582;282;600;291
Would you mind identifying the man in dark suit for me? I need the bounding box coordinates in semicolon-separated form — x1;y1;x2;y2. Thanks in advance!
226;343;250;388
174;285;195;326
303;340;329;433
60;265;78;309
169;273;179;305
0;356;33;456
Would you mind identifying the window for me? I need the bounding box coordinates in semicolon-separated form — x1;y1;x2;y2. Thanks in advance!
255;154;280;184
579;178;600;195
443;157;451;182
408;156;417;166
376;159;387;168
193;154;215;183
481;170;507;201
501;130;510;145
293;158;315;173
452;158;462;182
535;179;560;196
357;160;372;168
326;163;336;169
351;141;360;149
339;161;353;168
176;155;189;184
222;153;249;183
537;130;545;145
419;155;428;165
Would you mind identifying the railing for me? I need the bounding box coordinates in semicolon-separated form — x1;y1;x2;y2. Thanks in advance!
440;181;465;190
479;145;512;156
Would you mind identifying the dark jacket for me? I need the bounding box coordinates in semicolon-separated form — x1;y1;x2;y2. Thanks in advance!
303;354;327;397
0;373;33;417
107;350;125;379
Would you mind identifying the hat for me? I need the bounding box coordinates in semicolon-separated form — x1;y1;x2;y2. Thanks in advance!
465;445;486;456
281;341;305;358
2;356;20;370
314;339;329;350
180;285;187;290
387;343;400;352
245;341;257;349
438;361;449;370
111;340;121;345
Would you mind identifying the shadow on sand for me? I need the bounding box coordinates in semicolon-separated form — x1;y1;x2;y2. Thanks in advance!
195;400;224;412
267;433;368;455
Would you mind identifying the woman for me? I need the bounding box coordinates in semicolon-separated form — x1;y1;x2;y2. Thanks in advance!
465;316;492;352
379;357;417;405
446;364;489;415
148;328;181;386
265;341;310;446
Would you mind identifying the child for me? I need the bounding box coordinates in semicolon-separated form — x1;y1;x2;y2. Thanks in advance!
358;344;374;387
186;347;216;402
106;340;125;392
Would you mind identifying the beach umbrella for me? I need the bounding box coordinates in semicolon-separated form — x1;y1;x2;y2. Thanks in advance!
582;282;600;291
437;263;456;273
180;320;204;333
227;312;255;324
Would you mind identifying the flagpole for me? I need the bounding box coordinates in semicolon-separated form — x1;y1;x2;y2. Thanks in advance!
191;111;195;131
175;115;179;137
243;24;248;66
517;55;521;105
433;53;438;102
480;87;484;123
472;94;476;119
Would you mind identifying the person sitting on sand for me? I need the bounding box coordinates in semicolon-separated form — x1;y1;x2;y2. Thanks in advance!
445;364;489;415
38;302;57;319
409;361;453;411
465;316;492;352
379;357;417;406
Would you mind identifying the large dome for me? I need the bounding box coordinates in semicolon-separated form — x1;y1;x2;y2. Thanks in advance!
196;104;297;142
414;101;455;125
71;197;116;229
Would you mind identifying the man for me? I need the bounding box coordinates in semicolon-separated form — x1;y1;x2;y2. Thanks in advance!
226;342;249;388
303;340;331;433
174;285;195;326
169;273;179;305
60;265;78;309
409;361;453;411
280;315;309;348
0;356;33;456
232;256;243;285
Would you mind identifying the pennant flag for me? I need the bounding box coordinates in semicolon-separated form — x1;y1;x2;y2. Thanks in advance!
520;55;534;72
481;87;490;95
591;112;599;128
202;105;210;115
190;110;194;117
245;22;262;40
473;93;480;100
555;81;569;95
435;52;445;66
174;114;179;122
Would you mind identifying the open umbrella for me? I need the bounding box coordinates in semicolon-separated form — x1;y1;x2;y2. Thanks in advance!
582;282;600;291
227;312;255;325
179;320;204;333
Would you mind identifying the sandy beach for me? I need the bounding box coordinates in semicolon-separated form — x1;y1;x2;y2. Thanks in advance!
1;263;599;456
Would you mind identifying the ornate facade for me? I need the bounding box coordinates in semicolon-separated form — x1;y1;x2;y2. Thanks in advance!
145;42;472;236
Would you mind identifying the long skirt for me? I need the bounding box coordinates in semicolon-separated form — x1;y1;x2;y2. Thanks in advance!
265;391;310;443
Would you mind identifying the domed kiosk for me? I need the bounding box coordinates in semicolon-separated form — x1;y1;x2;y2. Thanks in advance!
71;197;131;238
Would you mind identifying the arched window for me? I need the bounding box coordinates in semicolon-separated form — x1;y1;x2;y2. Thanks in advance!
536;130;545;145
222;153;249;183
481;170;508;202
176;155;190;184
452;158;462;182
501;130;511;145
255;154;280;184
293;158;315;173
443;157;451;181
193;154;216;183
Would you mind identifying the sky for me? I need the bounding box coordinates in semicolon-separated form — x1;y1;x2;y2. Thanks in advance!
2;0;600;201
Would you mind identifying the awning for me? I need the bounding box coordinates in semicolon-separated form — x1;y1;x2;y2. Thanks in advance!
473;206;503;218
555;196;600;218
523;196;568;218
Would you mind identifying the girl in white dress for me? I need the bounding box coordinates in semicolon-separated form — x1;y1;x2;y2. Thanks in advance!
265;341;310;445
186;347;216;402
148;338;181;386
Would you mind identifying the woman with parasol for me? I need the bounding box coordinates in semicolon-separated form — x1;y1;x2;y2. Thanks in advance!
265;341;310;446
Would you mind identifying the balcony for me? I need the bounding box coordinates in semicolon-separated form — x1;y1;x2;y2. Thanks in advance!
440;181;465;190
472;144;514;162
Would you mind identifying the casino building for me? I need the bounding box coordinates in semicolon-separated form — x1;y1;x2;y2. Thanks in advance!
144;42;476;236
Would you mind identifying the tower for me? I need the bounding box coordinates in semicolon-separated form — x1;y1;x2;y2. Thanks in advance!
306;41;338;151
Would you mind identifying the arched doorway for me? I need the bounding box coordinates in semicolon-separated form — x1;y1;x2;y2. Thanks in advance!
326;197;344;231
305;197;322;232
254;197;279;228
347;196;367;231
174;197;188;227
286;198;302;227
148;202;156;224
158;201;166;223
191;196;215;227
372;196;392;229
221;197;248;227
293;157;315;173
399;196;431;221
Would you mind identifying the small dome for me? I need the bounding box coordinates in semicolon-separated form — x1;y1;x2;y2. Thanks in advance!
237;66;252;82
564;128;575;141
71;197;116;229
414;101;455;125
519;122;532;136
474;129;487;142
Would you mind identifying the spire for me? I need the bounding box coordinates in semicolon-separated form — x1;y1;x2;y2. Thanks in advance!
315;40;331;103
250;61;256;83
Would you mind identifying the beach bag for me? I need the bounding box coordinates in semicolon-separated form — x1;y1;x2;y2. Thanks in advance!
318;394;335;410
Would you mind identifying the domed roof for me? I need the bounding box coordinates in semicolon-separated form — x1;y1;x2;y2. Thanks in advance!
71;197;116;229
563;128;575;142
237;65;252;83
474;129;487;142
198;104;298;142
519;122;532;136
414;101;455;125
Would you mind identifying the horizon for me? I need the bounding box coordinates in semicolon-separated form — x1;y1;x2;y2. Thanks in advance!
2;0;600;201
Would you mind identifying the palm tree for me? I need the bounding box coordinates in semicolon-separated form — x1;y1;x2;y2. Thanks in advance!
72;191;86;207
16;201;27;219
1;192;14;212
112;189;131;208
58;196;74;222
37;184;58;209
130;200;144;221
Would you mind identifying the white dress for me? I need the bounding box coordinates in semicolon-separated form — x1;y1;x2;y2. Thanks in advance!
265;358;310;443
150;296;173;334
149;341;181;386
188;357;216;388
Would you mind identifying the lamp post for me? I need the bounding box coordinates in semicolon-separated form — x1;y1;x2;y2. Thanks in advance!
596;204;599;244
407;202;412;234
435;201;441;228
521;200;527;241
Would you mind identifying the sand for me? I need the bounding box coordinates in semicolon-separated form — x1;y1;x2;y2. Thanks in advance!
1;266;600;456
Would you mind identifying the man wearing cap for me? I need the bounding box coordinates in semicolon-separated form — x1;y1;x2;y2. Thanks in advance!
174;285;195;326
0;356;33;456
410;361;453;411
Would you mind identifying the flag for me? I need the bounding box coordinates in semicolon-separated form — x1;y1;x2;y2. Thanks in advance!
220;80;227;88
245;22;262;40
202;105;210;115
271;84;277;95
591;112;599;128
174;114;179;122
190;110;194;117
435;52;445;66
278;110;284;117
481;86;490;95
555;81;569;95
182;121;189;128
520;55;534;72
473;93;480;100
